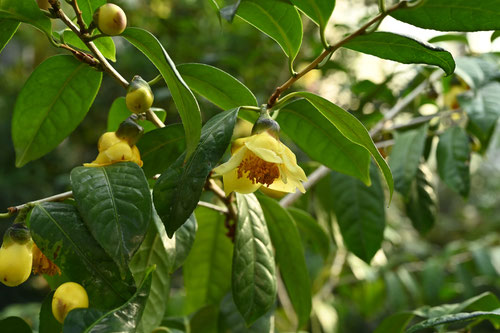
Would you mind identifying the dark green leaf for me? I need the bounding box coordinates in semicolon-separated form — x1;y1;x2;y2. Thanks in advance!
171;213;197;273
344;32;455;75
153;108;239;237
389;124;428;197
237;0;302;61
39;291;62;333
374;312;414;333
190;305;219;333
259;196;311;328
219;293;273;333
287;207;330;260
29;203;135;310
0;0;51;35
290;91;394;198
330;164;385;263
405;165;436;235
233;193;276;325
491;31;500;42
437;126;470;197
63;267;154;333
0;19;19;53
290;0;335;33
0;317;32;333
428;34;469;45
78;0;106;25
122;28;201;159
106;97;166;134
406;311;500;333
278;98;371;184
12;55;102;167
63;30;116;62
70;162;152;276
391;0;500;32
177;63;257;110
136;124;185;178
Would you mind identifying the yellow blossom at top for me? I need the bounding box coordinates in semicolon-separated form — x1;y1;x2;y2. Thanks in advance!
213;131;307;196
84;132;143;167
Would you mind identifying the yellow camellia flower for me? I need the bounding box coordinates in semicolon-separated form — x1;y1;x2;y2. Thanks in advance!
213;131;307;196
84;132;143;167
0;236;33;287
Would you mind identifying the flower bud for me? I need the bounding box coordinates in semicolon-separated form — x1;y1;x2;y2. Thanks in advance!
251;107;280;139
52;282;89;323
0;224;33;287
93;3;127;36
115;114;144;146
126;76;154;114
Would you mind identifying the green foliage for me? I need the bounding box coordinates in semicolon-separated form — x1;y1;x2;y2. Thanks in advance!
0;316;32;333
0;0;51;35
0;20;19;53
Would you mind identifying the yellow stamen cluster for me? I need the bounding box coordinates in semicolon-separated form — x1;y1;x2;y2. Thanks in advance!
32;244;61;276
237;153;280;186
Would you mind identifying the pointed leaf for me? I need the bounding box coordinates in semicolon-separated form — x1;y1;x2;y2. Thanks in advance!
259;196;311;328
343;32;455;75
12;55;102;167
290;0;335;33
405;165;436;235
406;311;500;333
78;0;106;25
121;28;201;159
70;162;152;276
153;108;239;237
233;193;276;325
0;0;51;35
29;203;135;310
0;19;19;53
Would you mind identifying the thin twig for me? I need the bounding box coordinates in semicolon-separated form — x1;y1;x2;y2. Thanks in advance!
146;109;165;128
69;0;87;33
1;191;74;218
198;201;228;214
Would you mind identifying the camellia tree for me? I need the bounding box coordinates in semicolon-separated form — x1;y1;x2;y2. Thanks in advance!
2;0;500;332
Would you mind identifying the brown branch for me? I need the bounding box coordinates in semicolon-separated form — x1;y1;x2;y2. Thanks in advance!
59;44;99;67
69;0;87;33
146;109;165;128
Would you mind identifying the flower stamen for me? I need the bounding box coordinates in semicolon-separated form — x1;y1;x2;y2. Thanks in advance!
237;153;280;186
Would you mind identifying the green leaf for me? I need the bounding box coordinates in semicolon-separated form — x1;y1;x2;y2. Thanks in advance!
171;212;197;273
237;0;302;61
130;212;174;333
39;291;62;333
70;162;152;276
189;305;219;333
219;293;274;333
405;165;436;235
428;34;469;45
183;207;233;312
330;164;385;263
78;0;106;25
153;108;239;237
455;56;498;89
0;0;51;35
0;317;32;333
289;92;394;198
278;99;371;185
259;196;311;328
374;312;415;333
391;0;500;32
121;28;201;159
344;32;455;75
437;126;470;197
0;19;19;53
63;267;154;333
106;97;166;134
29;202;135;310
136;124;185;178
405;311;500;333
63;30;116;62
233;193;276;325
290;0;335;33
491;31;500;42
389;124;428;197
12;55;102;167
177;63;257;110
287;207;330;260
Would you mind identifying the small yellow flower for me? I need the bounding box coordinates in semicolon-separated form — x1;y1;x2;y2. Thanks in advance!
84;132;143;167
213;132;307;196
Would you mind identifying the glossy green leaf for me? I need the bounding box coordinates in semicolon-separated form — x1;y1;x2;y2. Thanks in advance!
491;31;500;42
391;0;500;32
428;34;469;45
405;166;436;235
106;97;166;134
455;56;498;89
39;291;62;333
153;108;239;237
171;212;197;273
78;0;106;25
0;0;51;35
259;196;311;328
287;207;330;260
70;162;152;276
177;63;257;109
278;99;371;184
233;193;276;325
0;19;19;53
406;311;500;333
290;0;335;33
330;164;385;263
12;55;102;167
437;126;470;197
63;267;154;333
289;91;394;198
389;124;428;197
130;212;174;333
29;203;135;310
374;312;414;333
237;0;302;61
344;32;455;75
183;207;233;312
219;293;274;333
136;124;185;178
122;28;201;159
0;317;32;333
63;30;116;62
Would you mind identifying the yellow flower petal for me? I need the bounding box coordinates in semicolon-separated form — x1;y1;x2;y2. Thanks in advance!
282;145;308;181
98;132;121;152
104;142;133;162
222;168;261;196
213;146;248;176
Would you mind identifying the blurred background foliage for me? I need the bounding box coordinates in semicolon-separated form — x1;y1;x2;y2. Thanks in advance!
2;0;500;332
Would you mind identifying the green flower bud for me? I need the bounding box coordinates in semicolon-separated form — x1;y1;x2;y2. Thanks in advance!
93;3;127;36
116;114;144;146
126;76;154;114
251;106;280;139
